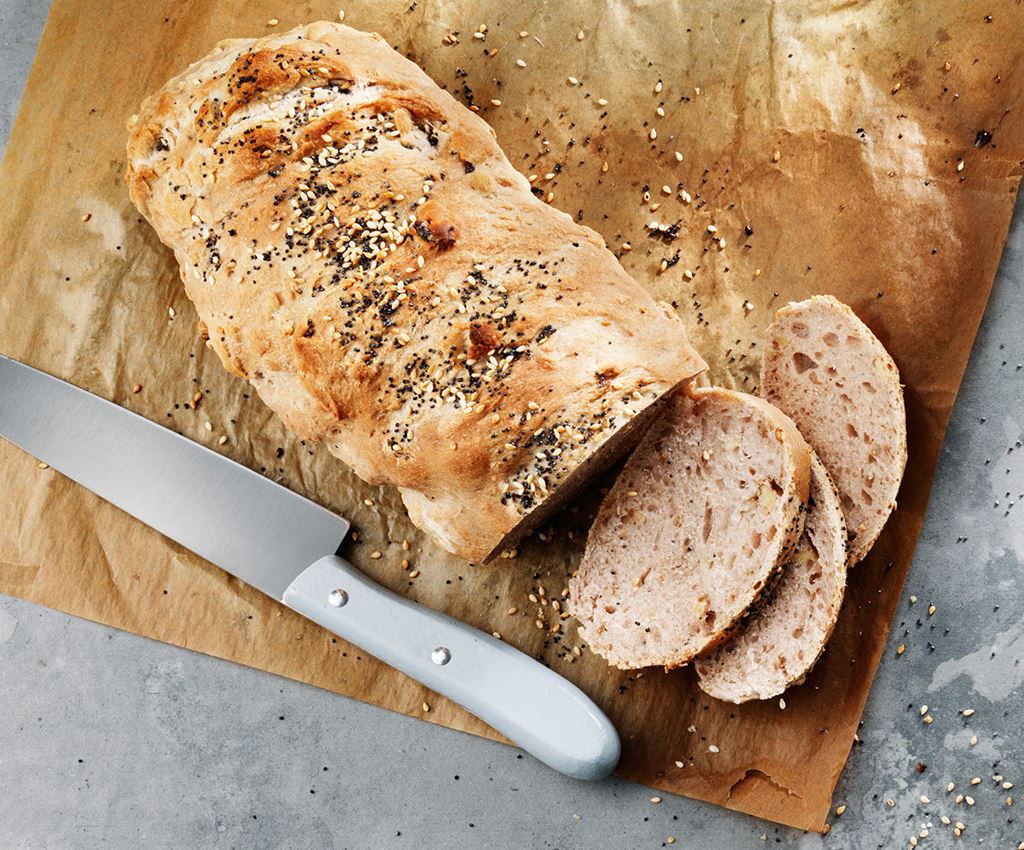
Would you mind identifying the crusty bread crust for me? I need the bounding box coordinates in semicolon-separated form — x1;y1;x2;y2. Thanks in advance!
760;295;906;565
695;452;848;702
125;22;705;562
570;387;810;670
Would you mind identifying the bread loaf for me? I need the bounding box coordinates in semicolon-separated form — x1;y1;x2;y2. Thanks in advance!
694;452;847;702
125;22;705;563
569;387;810;669
760;295;906;564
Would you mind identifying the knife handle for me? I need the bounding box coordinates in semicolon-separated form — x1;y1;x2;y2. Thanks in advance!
281;555;620;781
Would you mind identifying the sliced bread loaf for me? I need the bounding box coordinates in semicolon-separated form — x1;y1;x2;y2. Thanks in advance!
694;452;847;702
760;295;907;565
569;387;810;670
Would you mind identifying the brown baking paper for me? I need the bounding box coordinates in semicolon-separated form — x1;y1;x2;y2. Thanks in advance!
2;0;1022;832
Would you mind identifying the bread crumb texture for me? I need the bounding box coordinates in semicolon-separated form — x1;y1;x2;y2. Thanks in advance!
570;387;809;669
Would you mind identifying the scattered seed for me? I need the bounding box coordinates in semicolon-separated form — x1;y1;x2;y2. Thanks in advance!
650;796;662;804
370;550;382;559
835;805;846;816
267;18;279;26
962;708;975;717
708;744;719;754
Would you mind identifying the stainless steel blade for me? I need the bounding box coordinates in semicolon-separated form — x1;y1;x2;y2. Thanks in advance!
0;355;349;599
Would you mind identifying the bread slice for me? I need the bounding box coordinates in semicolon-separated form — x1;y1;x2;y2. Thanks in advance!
694;452;847;702
760;295;906;565
569;387;810;670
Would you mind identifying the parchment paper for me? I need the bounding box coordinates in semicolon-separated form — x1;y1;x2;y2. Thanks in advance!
2;0;1022;832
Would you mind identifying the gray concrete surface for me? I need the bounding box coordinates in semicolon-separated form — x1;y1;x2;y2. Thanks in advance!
1;2;1022;848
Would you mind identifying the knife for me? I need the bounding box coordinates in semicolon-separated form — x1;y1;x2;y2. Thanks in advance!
0;354;619;781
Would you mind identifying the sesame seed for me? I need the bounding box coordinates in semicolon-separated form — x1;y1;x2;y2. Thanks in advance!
835;805;846;816
779;697;786;709
218;435;228;446
577;30;585;40
422;702;430;712
81;212;91;222
490;99;502;107
567;76;579;86
947;783;956;792
919;704;928;716
674;760;684;768
675;151;683;161
772;150;781;162
409;569;420;578
970;777;981;785
597;97;608;106
962;708;975;717
516;59;526;67
957;160;965;172
37;462;49;470
649;128;657;140
708;744;719;753
653;80;663;93
970;735;978;746
650;796;662;804
920;795;930;804
370;551;382;560
132;383;142;393
267;18;279;26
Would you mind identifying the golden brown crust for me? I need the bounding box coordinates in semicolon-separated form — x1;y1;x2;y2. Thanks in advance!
125;22;706;562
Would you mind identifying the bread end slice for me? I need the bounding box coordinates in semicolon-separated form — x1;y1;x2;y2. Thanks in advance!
760;295;907;565
570;387;810;670
694;452;848;702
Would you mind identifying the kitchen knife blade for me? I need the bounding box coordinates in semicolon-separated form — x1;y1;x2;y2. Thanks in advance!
0;354;348;599
0;354;620;781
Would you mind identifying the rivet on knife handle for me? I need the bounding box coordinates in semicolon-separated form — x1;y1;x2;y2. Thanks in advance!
282;555;621;781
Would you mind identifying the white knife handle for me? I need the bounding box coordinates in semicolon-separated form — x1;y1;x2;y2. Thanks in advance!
282;555;620;781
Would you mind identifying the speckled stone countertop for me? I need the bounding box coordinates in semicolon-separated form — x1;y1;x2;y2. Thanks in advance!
1;2;1021;847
